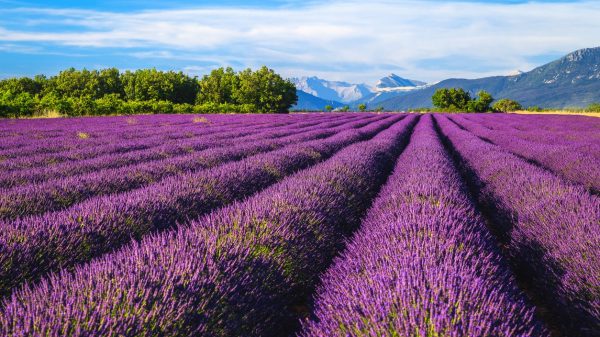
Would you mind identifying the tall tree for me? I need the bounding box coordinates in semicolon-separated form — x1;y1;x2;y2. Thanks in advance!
492;98;522;112
432;88;471;111
197;67;238;104
121;69;198;104
234;66;297;113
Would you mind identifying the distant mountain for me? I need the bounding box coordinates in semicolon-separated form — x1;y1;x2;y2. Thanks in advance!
291;74;428;109
291;76;373;103
291;90;344;111
379;47;600;110
375;74;426;90
358;74;429;108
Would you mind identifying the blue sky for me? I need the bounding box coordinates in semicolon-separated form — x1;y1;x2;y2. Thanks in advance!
0;0;598;83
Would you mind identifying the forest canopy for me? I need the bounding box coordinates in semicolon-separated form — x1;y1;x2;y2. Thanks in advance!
0;66;297;117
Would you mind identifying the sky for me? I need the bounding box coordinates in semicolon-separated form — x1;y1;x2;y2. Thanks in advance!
0;0;599;84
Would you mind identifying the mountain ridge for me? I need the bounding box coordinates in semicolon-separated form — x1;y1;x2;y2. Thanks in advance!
291;74;427;110
293;47;600;110
292;91;344;111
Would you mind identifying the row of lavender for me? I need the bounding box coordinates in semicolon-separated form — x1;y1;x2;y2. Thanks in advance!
0;114;334;171
0;114;283;155
451;114;600;193
302;114;598;336
0;112;597;336
0;114;366;218
435;115;600;336
0;114;395;297
0;119;314;188
0;115;418;336
0;115;360;187
0;113;319;144
461;113;600;143
301;115;547;336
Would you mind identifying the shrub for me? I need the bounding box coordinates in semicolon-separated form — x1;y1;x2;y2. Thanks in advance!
492;98;523;112
586;103;600;112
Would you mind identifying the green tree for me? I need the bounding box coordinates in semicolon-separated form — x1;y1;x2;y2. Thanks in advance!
197;67;238;104
68;96;96;117
492;98;522;112
0;65;299;117
358;103;367;112
432;88;472;111
95;94;124;115
98;68;123;98
46;68;99;99
233;66;297;113
339;105;350;112
527;106;543;112
39;92;73;115
121;69;198;104
586;103;600;112
467;90;494;112
0;77;43;96
0;91;36;117
324;104;333;112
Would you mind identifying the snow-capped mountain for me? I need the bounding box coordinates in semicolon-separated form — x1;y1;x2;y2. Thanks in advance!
378;47;600;110
375;74;427;91
507;70;525;77
291;74;428;106
358;74;429;107
290;76;373;103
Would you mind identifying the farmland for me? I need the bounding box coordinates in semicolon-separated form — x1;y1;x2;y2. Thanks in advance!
0;112;598;337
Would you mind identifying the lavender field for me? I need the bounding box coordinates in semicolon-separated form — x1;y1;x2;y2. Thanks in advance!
0;112;598;337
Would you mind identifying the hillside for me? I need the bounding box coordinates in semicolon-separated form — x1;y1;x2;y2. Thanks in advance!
292;74;427;110
379;47;600;110
292;90;344;111
290;77;373;103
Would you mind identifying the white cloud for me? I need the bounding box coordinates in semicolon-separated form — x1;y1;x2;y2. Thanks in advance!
0;1;599;82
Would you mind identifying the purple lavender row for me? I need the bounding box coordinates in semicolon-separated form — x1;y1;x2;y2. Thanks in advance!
0;113;313;133
0;115;368;219
0;114;398;298
452;115;600;194
0;115;191;145
462;114;600;157
0;116;291;171
1;114;349;170
462;115;600;157
0;114;286;152
2;114;293;167
0;113;291;144
0;116;223;158
0;123;273;186
301;115;547;337
436;114;600;336
0;114;358;189
465;113;600;133
0;114;336;153
0;114;417;337
0;113;329;161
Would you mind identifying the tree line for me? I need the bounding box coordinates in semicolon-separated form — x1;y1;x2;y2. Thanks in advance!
431;88;520;112
0;66;297;117
431;88;600;113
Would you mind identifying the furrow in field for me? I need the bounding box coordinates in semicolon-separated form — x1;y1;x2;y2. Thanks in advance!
0;114;301;152
0;114;400;298
0;117;299;172
0;114;417;337
451;115;600;194
0;115;369;219
0;114;360;189
301;114;547;336
435;114;600;337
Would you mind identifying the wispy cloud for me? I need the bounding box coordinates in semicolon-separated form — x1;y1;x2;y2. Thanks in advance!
0;0;599;82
